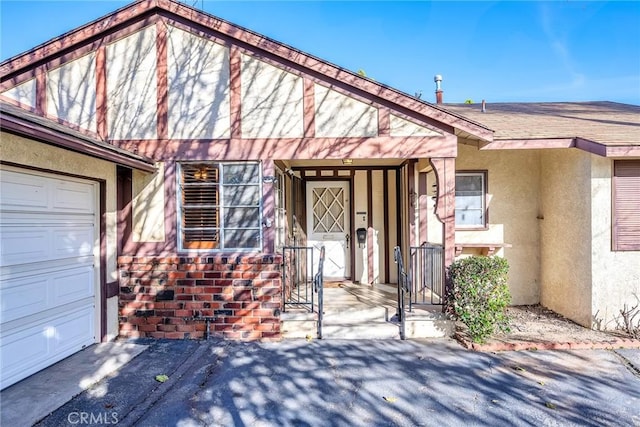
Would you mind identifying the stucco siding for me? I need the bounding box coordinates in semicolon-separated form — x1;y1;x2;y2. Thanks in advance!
390;114;441;137
167;26;231;139
46;52;97;132
0;132;119;339
1;78;36;108
456;144;541;305
314;84;377;138
354;170;368;283
106;26;158;140
371;170;384;283
539;149;592;326
240;54;303;138
589;155;640;329
132;162;166;243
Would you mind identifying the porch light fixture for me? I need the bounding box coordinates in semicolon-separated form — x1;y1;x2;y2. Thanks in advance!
194;167;208;181
342;159;353;165
263;175;276;184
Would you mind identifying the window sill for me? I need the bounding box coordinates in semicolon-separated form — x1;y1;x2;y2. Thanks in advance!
454;243;512;256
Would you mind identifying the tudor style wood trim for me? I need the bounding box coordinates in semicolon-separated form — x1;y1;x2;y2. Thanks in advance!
383;169;390;283
156;20;169;140
95;46;108;140
418;171;428;244
430;157;456;271
378;107;390;136
303;78;315;138
367;169;374;284
116;135;457;161
35;70;46;116
229;45;242;139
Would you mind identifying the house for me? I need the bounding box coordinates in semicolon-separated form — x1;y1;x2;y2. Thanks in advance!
1;0;638;389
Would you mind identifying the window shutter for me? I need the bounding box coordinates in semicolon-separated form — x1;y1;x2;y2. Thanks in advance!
613;160;640;251
182;164;219;249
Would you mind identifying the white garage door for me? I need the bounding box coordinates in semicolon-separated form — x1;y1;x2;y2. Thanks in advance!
0;167;98;389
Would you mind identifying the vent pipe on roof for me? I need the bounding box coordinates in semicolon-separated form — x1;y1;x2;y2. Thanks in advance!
482;99;486;112
434;75;443;104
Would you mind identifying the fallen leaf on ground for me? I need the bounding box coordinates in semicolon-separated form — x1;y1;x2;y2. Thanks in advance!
155;374;169;383
545;402;557;409
512;366;526;372
306;334;313;342
383;396;398;403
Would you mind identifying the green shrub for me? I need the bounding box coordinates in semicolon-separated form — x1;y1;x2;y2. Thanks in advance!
446;256;511;343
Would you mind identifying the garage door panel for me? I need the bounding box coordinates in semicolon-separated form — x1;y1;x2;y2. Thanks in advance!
0;229;49;266
1;226;94;266
1;266;94;324
0;306;95;389
53;181;95;213
0;171;49;210
53;226;95;258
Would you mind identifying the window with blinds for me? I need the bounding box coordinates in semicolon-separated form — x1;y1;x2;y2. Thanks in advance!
455;171;487;228
180;162;261;250
613;160;640;251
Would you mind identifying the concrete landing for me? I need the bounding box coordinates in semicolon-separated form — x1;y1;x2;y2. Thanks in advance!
0;341;147;427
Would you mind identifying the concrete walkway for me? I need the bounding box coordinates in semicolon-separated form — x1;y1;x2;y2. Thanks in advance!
20;338;640;427
1;341;147;427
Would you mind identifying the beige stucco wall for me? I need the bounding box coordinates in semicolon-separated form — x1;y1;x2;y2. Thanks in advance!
1;78;36;108
589;155;640;329
107;26;158;140
132;162;166;242
241;54;303;138
455;143;541;305
46;52;97;132
539;149;593;326
314;84;377;138
167;26;231;139
0;131;120;339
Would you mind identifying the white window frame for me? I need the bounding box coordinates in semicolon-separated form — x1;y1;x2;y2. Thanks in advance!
274;168;286;251
455;171;487;229
177;161;263;252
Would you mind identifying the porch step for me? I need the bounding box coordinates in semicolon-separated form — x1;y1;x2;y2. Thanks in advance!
323;305;391;322
322;322;400;340
403;309;455;339
281;310;317;339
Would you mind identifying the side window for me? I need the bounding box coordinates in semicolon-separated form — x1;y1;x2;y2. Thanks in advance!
179;162;261;251
455;171;487;228
613;160;640;251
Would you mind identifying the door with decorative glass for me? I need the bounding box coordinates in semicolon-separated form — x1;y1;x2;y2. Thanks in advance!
306;181;350;280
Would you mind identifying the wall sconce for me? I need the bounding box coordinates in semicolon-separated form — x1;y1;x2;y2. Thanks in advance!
263;175;276;184
194;167;208;181
342;159;353;165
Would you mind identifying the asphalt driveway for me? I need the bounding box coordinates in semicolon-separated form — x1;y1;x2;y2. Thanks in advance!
33;338;640;427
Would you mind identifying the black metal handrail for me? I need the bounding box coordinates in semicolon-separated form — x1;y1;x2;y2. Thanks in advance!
394;246;410;340
282;246;314;312
409;243;444;308
313;246;325;339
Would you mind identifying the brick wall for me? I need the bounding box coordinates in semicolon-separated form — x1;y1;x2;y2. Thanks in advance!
118;255;282;341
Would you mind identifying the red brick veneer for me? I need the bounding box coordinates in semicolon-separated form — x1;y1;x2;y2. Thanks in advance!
118;255;282;341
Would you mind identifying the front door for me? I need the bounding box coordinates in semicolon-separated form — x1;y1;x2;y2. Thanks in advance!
306;181;350;280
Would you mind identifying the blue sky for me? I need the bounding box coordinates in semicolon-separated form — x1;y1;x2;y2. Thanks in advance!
1;1;639;105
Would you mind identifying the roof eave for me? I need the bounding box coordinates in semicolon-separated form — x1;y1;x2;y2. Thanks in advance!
0;112;157;172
